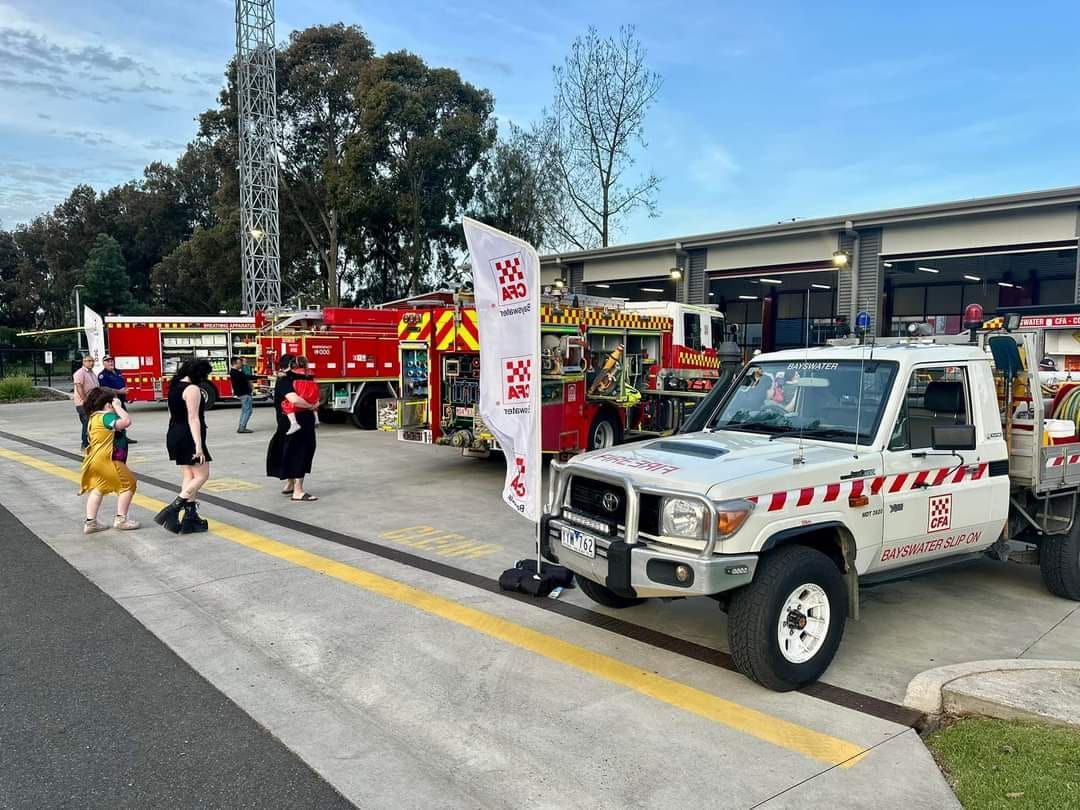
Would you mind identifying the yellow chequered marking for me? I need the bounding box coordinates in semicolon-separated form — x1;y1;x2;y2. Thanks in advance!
540;305;671;331
0;445;869;769
677;350;721;369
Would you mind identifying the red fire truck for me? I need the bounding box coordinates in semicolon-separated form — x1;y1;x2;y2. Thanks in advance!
103;315;258;406
254;294;454;428
383;294;742;456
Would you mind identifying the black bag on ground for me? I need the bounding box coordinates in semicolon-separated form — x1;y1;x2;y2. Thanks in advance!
515;559;574;588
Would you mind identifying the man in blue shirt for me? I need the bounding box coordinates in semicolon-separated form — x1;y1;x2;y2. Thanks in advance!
98;356;138;444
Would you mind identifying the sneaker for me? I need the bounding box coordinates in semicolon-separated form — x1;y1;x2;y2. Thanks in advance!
237;428;254;434
83;520;108;535
127;438;139;444
113;515;141;530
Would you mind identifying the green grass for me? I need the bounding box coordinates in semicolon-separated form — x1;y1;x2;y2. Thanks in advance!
927;717;1080;809
0;375;34;402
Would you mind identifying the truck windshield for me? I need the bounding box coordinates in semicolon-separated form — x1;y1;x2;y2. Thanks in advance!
707;359;898;445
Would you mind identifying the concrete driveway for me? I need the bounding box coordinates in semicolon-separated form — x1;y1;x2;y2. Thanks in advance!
5;398;1072;806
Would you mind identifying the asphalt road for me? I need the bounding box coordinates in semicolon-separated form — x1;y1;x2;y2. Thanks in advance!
0;502;353;810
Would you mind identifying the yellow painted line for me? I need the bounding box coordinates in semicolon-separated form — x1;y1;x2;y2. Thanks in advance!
0;446;866;768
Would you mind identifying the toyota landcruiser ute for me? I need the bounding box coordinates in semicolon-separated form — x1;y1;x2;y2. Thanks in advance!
540;313;1080;691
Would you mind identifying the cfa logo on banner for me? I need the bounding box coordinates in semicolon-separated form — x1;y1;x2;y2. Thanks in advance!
928;493;952;532
503;356;532;402
511;455;527;499
491;252;528;304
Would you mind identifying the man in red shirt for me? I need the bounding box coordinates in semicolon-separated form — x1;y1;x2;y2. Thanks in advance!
73;354;99;451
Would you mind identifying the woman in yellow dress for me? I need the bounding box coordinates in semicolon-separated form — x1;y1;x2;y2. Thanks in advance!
79;386;140;534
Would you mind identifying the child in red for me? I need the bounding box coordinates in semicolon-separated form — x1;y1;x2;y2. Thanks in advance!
284;376;320;435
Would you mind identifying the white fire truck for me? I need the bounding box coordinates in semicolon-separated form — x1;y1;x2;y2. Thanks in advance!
541;304;1080;691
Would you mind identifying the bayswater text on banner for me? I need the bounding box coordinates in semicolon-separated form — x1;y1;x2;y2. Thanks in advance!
462;217;541;522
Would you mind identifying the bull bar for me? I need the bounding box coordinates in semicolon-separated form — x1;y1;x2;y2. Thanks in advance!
541;460;758;599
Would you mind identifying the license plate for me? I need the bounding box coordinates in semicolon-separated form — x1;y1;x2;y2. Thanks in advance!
560;527;596;559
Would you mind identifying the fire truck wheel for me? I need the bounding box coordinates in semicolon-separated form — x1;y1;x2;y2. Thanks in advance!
727;545;847;692
575;575;645;608
199;382;219;410
350;394;377;430
587;412;620;450
1039;518;1080;601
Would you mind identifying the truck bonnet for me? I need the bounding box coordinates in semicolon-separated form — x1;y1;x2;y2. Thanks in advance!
568;431;858;498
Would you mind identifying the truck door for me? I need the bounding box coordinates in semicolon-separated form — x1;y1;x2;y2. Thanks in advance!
875;365;1000;570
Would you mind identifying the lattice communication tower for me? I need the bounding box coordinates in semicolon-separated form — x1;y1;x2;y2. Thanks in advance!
235;0;281;311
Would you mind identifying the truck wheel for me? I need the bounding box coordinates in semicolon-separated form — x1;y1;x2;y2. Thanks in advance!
727;545;848;691
199;382;219;410
1039;521;1080;601
576;575;644;608
588;412;619;450
350;394;376;430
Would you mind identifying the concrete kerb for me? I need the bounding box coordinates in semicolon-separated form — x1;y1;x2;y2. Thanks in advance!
904;659;1080;728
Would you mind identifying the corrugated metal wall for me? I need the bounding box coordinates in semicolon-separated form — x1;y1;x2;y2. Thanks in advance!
688;249;707;304
856;228;883;329
569;262;584;294
837;233;855;319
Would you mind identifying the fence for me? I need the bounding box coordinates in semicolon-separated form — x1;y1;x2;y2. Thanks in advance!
0;348;78;387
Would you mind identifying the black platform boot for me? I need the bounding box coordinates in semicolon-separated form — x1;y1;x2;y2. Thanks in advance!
178;500;209;534
154;497;185;533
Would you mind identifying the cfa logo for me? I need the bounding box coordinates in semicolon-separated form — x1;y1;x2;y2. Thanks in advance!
491;252;528;304
504;356;531;401
928;493;952;532
511;455;527;498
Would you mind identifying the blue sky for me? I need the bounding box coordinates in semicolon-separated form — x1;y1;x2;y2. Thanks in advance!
3;0;1080;244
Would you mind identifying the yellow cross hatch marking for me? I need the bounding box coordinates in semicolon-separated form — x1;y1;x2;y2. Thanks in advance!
0;446;867;769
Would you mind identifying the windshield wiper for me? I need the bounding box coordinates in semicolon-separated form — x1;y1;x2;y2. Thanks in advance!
769;427;858;442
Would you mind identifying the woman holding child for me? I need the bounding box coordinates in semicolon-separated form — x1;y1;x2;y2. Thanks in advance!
266;354;319;502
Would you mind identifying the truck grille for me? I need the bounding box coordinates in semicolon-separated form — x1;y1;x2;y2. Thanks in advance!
569;476;626;524
566;477;662;537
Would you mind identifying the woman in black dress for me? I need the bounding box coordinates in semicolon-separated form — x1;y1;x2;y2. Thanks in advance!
266;354;319;501
155;360;213;533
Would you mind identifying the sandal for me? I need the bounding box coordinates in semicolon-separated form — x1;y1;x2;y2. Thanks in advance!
291;493;318;502
281;487;294;496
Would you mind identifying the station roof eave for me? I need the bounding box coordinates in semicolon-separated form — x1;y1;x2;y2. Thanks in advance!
540;185;1080;266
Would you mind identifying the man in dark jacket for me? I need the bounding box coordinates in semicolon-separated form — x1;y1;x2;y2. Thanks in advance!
98;355;137;444
230;356;255;433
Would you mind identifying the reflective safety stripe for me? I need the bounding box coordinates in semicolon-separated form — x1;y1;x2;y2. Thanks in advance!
753;463;995;513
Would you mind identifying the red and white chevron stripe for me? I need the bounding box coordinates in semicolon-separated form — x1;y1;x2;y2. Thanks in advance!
1047;454;1080;468
747;463;989;513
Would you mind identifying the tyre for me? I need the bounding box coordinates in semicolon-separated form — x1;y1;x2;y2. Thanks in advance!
1039;519;1080;601
576;574;645;608
727;545;848;691
199;382;219;410
587;412;619;450
350;394;376;430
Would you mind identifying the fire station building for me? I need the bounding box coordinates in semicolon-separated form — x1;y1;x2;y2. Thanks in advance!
540;185;1080;355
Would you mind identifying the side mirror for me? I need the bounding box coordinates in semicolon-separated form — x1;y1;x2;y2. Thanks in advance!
932;425;976;452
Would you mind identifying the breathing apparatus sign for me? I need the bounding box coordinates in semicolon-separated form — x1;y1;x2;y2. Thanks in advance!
463;217;541;521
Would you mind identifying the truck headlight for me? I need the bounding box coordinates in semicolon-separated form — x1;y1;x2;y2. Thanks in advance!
660;498;706;539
